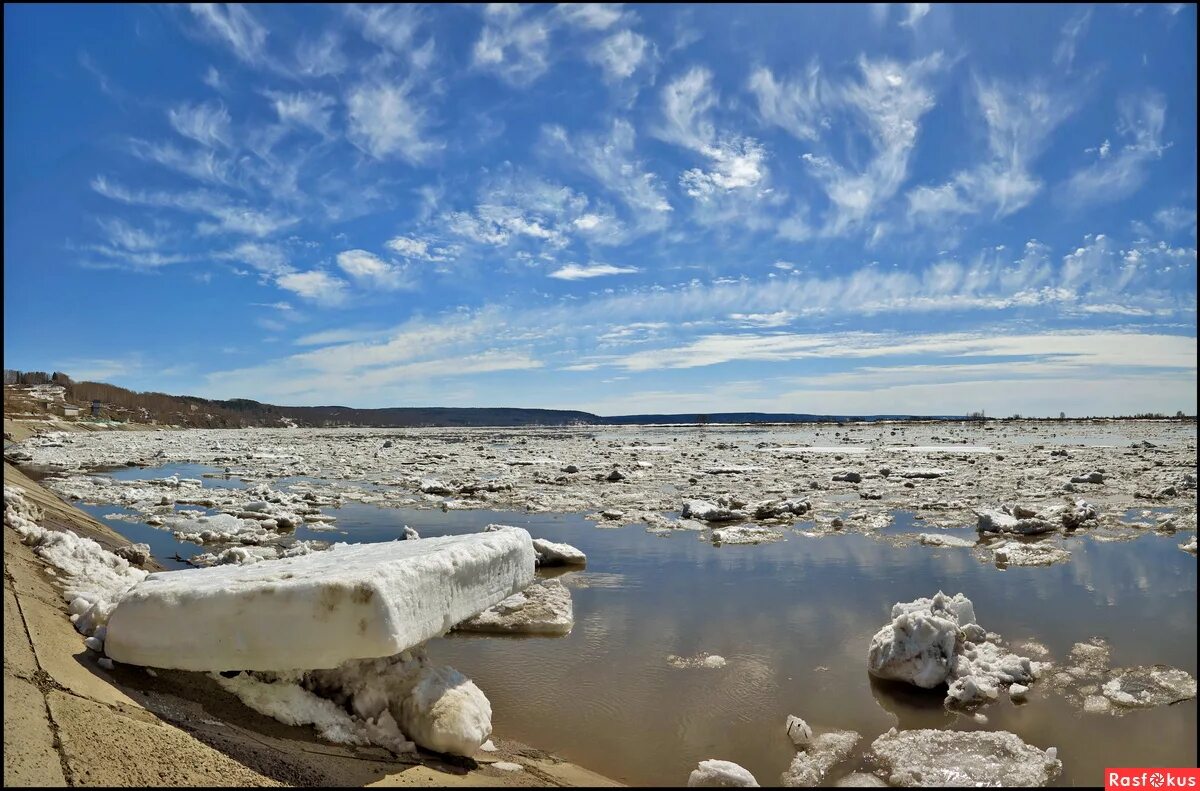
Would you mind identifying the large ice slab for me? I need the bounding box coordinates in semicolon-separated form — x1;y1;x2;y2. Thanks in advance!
104;529;535;671
868;728;1061;786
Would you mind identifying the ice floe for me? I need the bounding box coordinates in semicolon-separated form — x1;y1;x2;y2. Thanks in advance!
1101;666;1197;709
918;533;975;548
989;539;1072;567
667;653;728;669
711;525;785;545
784;715;813;748
455;578;574;635
867;592;1039;707
215;646;492;756
781;729;860;787
1040;638;1196;715
104;529;535;671
688;759;759;787
867;728;1061;787
530;536;587;567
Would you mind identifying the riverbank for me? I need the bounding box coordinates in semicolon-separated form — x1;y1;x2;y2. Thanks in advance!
2;459;621;787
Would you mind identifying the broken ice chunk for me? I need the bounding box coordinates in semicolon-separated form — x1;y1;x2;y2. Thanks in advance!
688;759;759;787
530;537;587;567
868;728;1061;787
781;730;860;787
104;530;535;671
400;665;492;757
455;578;574;635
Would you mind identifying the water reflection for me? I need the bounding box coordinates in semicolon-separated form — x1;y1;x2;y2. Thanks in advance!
71;463;1196;786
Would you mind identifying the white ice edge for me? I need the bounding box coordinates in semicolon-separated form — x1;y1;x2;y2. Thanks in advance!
105;529;535;671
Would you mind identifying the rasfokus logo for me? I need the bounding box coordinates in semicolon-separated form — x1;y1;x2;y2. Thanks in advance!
1107;769;1200;789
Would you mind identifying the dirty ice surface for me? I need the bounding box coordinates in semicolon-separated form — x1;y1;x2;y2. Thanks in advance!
10;421;1197;785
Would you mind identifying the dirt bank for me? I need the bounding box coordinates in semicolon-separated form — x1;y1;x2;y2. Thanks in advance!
2;463;620;788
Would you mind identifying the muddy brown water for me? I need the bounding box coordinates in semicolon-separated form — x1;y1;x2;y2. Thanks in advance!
71;462;1197;786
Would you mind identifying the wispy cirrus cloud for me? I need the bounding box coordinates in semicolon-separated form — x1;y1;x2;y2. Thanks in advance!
91;176;298;237
601;329;1197;372
345;81;442;163
274;269;349;306
1053;7;1093;72
542;119;673;232
548;262;639;280
1059;93;1169;208
335;249;414;291
264;90;336;138
752;53;945;238
658;67;769;200
587;29;651;82
472;4;552;86
168;101;232;148
907;77;1075;226
187;3;274;70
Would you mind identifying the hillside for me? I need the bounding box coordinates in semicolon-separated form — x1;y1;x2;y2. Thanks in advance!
4;368;966;428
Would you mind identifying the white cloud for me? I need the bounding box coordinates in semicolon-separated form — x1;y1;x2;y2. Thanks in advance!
200;206;298;237
441;170;599;250
294;31;346;76
681;137;766;197
1053;8;1092;71
347;4;418;50
294;326;392;346
203;66;223;91
556;3;625;30
908;78;1074;225
658;66;718;150
657;68;769;199
128;138;233;185
188;4;271;68
275;270;349;306
220;242;291;275
346;3;435;70
729;311;795;328
167;101;232;148
607;329;1197;372
1060;94;1168;208
899;3;931;28
818;56;943;235
543;120;672;229
265;90;336;138
473;4;551;86
385;234;456;262
548;263;639;280
1153;206;1197;236
335;249;414;290
748;62;825;141
588;29;649;81
96;218;161;252
345;82;440;163
91;176;297;237
754;54;944;236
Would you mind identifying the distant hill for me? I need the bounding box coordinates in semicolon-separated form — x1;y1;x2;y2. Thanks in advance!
3;368;964;428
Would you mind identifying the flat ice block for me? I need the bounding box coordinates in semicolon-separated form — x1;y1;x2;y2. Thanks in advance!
104;529;535;671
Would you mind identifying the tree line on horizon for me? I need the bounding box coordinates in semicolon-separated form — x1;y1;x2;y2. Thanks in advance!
2;370;1194;426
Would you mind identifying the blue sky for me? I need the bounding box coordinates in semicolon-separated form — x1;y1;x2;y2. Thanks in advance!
3;3;1196;416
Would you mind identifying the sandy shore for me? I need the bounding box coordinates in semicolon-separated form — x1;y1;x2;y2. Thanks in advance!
3;450;621;787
